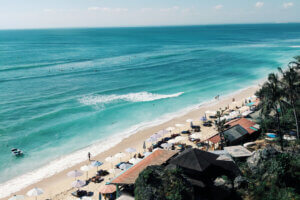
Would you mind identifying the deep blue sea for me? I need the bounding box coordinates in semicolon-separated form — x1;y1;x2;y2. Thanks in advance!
0;24;300;196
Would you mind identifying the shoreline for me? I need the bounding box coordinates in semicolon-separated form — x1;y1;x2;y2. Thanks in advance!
0;82;261;199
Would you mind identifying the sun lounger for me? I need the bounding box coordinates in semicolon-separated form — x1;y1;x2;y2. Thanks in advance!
71;190;88;198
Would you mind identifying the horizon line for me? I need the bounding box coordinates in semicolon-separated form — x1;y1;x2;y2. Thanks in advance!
0;21;300;31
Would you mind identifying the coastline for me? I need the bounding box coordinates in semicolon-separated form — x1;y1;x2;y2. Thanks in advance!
0;82;261;200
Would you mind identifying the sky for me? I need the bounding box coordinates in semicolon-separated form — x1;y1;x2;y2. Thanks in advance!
0;0;299;29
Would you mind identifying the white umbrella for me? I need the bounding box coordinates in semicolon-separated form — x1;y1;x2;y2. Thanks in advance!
67;170;83;180
146;137;156;143
90;160;103;171
186;119;193;123
143;152;152;157
27;188;43;200
129;158;142;164
71;180;86;188
157;129;168;136
161;143;172;149
155;132;164;138
125;147;137;158
125;147;136;153
8;195;24;200
80;165;92;179
114;152;126;162
205;110;216;115
119;163;132;170
190;133;201;139
109;168;122;176
167;139;176;144
175;136;185;142
81;197;92;200
166;127;175;131
175;123;185;127
105;156;116;168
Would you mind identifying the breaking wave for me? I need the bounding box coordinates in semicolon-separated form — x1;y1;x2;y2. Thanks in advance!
79;92;184;105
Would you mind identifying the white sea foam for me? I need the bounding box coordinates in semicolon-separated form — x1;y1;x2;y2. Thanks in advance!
289;45;300;48
78;92;184;105
0;87;254;198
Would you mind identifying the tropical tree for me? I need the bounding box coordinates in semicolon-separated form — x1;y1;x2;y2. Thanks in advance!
288;56;300;69
216;111;226;149
278;66;300;139
256;73;285;150
135;165;194;200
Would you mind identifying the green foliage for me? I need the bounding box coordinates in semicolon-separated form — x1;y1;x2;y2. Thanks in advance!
237;152;300;200
134;165;194;200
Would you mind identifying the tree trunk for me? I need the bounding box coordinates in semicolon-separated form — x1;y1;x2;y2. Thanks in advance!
291;101;299;139
276;111;283;151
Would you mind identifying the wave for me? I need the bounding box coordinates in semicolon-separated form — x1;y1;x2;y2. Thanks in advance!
78;92;184;105
289;45;300;48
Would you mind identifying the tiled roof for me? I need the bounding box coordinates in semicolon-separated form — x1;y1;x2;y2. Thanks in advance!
226;118;257;134
208;134;221;144
110;149;177;185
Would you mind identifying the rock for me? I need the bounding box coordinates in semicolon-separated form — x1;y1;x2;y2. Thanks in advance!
247;150;262;171
234;176;247;189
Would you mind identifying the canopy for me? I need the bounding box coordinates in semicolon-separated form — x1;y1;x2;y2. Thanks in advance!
27;188;44;197
67;170;83;178
99;185;116;194
169;148;240;176
71;180;86;188
125;148;136;153
90;161;103;167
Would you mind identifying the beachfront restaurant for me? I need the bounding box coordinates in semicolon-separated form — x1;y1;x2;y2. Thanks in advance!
107;148;241;199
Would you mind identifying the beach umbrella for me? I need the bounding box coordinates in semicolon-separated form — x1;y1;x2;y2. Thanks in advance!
190;133;201;139
27;187;43;200
109;168;122;176
161;143;172;149
144;151;152;157
119;163;132;170
114;152;126;162
186;119;193;123
67;170;83;180
125;147;137;158
125;147;136;153
8;195;24;200
166;127;175;131
99;184;116;194
90;160;103;171
157;129;168;136
200;116;207;122
167;139;176;144
80;165;92;179
146;137;156;143
205;110;216;115
81;197;92;200
175;123;185;127
71;180;86;189
175;136;185;142
105;156;116;168
155;132;164;138
129;158;142;164
150;133;160;139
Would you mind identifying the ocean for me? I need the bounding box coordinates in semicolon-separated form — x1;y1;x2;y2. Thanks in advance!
0;23;300;197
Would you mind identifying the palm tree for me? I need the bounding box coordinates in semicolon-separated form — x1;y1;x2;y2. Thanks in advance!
216;111;226;149
288;56;300;70
258;73;284;150
278;66;300;139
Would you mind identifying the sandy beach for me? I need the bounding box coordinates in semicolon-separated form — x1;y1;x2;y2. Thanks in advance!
2;85;259;200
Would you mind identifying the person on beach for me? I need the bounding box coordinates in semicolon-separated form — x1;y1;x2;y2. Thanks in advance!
88;152;91;161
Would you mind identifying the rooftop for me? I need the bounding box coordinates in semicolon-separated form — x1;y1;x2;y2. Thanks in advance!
110;149;177;185
226;117;258;134
224;145;253;157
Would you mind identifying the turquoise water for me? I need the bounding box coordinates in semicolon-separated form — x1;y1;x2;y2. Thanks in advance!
0;24;300;196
